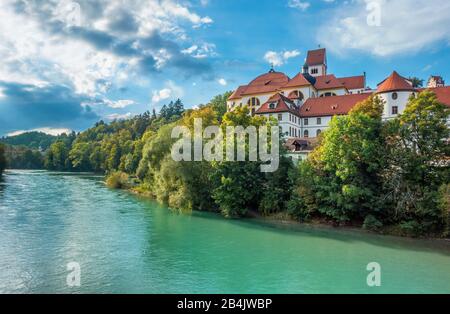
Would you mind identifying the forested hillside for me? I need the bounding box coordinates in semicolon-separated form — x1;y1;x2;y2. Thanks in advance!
0;131;62;150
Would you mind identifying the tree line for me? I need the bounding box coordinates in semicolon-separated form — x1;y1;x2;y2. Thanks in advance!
1;91;448;237
109;91;450;237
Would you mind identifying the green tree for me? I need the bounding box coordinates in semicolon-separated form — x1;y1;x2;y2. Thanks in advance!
408;77;424;88
211;106;268;217
382;91;450;235
306;96;386;223
45;140;71;171
208;91;233;122
0;143;6;175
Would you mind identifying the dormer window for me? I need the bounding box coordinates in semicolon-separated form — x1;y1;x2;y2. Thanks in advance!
331;104;338;110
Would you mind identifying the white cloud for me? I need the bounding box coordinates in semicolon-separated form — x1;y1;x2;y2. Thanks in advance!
318;0;450;57
218;78;227;86
288;0;310;11
106;112;133;121
151;81;184;103
152;88;172;103
0;0;214;97
105;99;135;109
181;43;217;59
264;50;301;66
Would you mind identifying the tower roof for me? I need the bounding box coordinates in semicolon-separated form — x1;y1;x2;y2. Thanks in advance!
306;48;326;66
377;71;415;93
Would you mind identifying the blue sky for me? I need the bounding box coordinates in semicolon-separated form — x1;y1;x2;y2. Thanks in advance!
0;0;449;136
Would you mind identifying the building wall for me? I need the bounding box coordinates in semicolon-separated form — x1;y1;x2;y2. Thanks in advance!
281;86;316;104
258;112;302;137
378;91;415;120
317;88;347;97
309;65;326;77
301;116;333;138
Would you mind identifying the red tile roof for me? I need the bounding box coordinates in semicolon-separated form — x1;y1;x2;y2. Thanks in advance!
418;86;450;107
306;48;326;66
314;74;346;90
241;71;290;96
377;71;415;93
300;93;371;117
283;72;311;88
255;93;300;116
338;75;365;90
228;85;247;100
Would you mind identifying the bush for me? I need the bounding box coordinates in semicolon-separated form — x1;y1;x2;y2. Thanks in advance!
363;214;383;231
398;220;423;237
438;184;450;238
106;171;130;189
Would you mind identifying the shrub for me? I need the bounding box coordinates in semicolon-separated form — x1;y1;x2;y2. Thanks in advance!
106;171;130;189
363;214;383;231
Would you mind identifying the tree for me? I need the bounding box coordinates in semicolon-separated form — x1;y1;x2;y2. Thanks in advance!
382;91;450;235
208;91;233;122
0;143;6;175
408;77;424;88
211;106;268;217
306;96;387;223
45;140;71;171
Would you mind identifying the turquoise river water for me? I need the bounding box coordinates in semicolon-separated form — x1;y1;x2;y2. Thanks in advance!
0;170;449;293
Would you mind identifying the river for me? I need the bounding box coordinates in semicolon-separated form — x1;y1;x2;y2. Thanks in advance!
0;170;449;293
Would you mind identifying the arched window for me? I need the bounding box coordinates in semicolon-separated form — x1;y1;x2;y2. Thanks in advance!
288;90;305;101
304;130;309;138
247;97;260;107
317;129;322;136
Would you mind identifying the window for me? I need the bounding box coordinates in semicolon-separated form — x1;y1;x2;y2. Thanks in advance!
304;130;309;138
317;118;322;125
392;106;398;115
247;97;260;108
320;92;337;97
289;127;292;137
288;90;304;101
317;129;322;136
269;103;276;109
304;118;309;126
278;114;283;121
392;92;398;100
311;68;319;75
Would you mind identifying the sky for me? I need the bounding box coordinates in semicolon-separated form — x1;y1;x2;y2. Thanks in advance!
0;0;449;136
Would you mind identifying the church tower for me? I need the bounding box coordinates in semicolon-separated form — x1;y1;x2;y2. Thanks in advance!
304;48;327;77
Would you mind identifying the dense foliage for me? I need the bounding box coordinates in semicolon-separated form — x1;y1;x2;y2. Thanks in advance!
3;145;44;169
0;131;62;150
0;143;6;175
289;92;449;236
2;90;448;237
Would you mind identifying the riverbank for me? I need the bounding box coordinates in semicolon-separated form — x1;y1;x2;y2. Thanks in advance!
122;182;450;241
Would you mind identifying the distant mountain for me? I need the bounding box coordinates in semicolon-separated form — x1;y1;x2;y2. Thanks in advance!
0;131;72;151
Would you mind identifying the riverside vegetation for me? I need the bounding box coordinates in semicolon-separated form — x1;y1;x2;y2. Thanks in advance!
2;91;449;237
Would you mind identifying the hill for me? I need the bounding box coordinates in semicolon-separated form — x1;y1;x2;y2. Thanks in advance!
0;131;73;150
